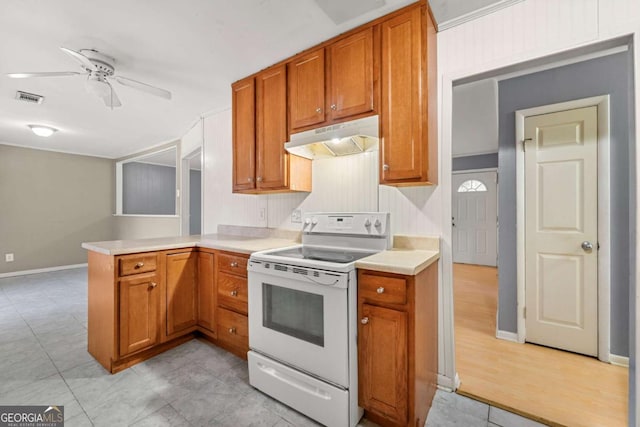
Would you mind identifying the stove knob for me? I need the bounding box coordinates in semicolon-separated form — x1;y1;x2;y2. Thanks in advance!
311;217;318;225
364;218;371;227
374;219;382;228
304;218;311;227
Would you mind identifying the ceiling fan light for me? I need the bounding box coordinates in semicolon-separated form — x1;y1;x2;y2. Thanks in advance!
28;125;57;137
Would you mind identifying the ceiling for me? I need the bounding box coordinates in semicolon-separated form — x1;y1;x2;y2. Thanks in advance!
0;0;508;159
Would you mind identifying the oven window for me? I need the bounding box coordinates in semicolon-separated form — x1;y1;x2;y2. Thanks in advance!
262;283;324;347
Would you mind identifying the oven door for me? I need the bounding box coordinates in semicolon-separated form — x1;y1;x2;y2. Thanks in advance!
248;260;350;388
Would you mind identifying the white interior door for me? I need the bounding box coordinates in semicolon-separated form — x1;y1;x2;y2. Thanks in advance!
452;171;498;266
524;106;598;357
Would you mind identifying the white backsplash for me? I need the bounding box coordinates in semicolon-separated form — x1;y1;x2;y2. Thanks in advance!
268;151;379;230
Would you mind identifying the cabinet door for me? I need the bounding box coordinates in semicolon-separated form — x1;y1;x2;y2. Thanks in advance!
166;252;198;336
359;303;408;424
197;252;216;335
119;274;160;357
256;65;288;190
329;28;374;120
288;48;326;131
232;76;256;192
380;7;427;183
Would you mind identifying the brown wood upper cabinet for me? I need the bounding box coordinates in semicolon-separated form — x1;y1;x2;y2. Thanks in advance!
380;5;437;186
288;27;376;134
288;49;326;131
232;65;311;194
232;77;256;191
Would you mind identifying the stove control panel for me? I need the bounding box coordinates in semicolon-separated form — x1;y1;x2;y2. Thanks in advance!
302;212;389;236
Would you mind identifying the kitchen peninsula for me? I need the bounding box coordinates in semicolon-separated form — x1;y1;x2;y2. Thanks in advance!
83;230;439;427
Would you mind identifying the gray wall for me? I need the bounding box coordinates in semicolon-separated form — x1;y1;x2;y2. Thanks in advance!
189;169;201;235
452;153;498;171
122;162;176;215
0;145;114;274
497;51;633;357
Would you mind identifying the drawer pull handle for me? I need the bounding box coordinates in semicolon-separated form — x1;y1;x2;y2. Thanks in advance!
228;327;236;334
361;317;369;325
230;290;238;297
149;282;157;289
230;261;238;268
376;287;385;294
135;262;144;268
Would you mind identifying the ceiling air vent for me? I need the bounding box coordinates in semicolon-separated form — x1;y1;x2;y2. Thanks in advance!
15;91;44;104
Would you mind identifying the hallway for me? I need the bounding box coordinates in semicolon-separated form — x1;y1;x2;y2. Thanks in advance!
454;263;628;426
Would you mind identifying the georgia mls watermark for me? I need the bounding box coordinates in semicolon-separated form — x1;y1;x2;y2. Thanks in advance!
0;406;64;427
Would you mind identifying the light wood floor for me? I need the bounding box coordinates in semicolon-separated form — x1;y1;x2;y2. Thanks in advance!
454;263;628;427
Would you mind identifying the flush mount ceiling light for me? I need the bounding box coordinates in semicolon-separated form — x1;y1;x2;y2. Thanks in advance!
28;125;58;137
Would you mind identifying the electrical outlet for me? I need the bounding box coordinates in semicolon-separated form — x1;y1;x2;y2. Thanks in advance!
5;253;14;262
291;209;302;223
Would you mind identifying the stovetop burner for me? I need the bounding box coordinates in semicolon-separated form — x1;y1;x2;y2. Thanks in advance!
264;246;376;264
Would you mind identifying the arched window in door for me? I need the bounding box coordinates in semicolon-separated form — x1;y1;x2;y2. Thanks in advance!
457;179;487;193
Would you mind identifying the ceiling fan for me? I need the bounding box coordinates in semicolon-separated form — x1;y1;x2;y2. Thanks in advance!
7;47;172;108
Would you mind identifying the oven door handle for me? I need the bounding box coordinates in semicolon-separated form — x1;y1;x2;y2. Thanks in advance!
301;274;342;287
256;362;332;400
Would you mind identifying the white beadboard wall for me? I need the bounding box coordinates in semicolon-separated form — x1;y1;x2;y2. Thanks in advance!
268;151;379;230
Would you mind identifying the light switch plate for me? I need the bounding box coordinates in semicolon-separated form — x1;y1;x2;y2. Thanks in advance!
5;253;14;262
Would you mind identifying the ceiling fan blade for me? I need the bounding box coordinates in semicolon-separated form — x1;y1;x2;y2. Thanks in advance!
102;83;122;109
60;47;97;71
114;76;172;100
7;71;83;78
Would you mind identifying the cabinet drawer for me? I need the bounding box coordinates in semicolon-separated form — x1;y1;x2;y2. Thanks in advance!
217;307;248;350
218;253;248;277
359;272;407;305
118;254;157;277
217;272;248;315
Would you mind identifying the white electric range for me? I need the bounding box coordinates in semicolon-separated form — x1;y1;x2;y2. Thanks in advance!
247;212;390;427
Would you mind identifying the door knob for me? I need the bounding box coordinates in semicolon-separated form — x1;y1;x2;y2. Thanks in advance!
135;262;144;268
361;317;369;325
581;241;594;251
315;107;322;114
230;290;238;297
330;104;337;110
376;287;385;294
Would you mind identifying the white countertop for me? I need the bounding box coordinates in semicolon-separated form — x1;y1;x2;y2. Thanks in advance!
82;234;298;256
83;233;440;275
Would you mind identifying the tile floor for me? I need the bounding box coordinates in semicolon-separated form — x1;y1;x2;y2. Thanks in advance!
0;267;547;427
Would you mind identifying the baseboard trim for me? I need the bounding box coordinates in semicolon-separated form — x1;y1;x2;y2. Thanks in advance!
0;263;88;278
610;354;629;367
437;373;456;391
496;330;520;343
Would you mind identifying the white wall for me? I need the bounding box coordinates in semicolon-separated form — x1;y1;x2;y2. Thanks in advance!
452;79;499;157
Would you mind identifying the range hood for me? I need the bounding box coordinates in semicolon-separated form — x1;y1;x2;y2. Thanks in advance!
285;115;379;160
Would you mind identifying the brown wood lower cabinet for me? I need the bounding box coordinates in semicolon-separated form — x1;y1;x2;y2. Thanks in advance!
88;247;250;373
358;263;438;427
165;251;198;337
197;251;216;336
118;272;160;358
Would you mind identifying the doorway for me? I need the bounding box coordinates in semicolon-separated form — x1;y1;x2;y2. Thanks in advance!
450;48;630;426
452;171;498;267
181;148;202;236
